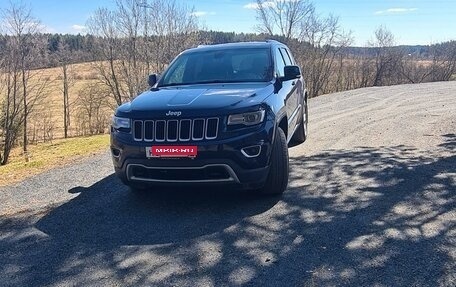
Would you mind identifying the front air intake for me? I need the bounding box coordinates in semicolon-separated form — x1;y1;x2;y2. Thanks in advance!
133;118;219;142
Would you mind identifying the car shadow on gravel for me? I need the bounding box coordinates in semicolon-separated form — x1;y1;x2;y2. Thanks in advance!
1;137;455;286
0;177;280;286
35;177;281;246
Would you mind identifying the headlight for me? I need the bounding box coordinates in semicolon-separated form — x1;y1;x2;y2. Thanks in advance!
227;110;265;126
112;116;130;129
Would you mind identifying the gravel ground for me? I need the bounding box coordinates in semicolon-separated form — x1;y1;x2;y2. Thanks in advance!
0;81;455;286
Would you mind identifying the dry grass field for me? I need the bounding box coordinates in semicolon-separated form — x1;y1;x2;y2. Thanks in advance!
27;62;112;142
1;62;113;185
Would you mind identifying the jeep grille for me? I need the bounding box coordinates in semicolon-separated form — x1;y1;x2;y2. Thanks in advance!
133;118;219;142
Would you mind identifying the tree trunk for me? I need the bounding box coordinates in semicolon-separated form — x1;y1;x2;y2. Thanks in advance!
63;63;69;138
22;68;29;162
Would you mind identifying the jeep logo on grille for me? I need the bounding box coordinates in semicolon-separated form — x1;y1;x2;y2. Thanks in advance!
166;111;182;116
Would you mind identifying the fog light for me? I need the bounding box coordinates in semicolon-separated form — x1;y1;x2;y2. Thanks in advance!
111;148;121;158
241;145;262;158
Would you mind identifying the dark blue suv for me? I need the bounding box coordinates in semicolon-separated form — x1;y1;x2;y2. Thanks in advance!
110;40;308;194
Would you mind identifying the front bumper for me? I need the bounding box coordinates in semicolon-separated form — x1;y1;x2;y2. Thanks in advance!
110;121;274;189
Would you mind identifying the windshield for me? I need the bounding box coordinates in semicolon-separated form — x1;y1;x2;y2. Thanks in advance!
158;47;273;87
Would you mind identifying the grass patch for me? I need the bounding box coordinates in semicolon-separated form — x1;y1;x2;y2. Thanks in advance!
0;134;110;186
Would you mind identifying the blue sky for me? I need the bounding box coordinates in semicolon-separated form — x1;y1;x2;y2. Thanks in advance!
1;0;455;46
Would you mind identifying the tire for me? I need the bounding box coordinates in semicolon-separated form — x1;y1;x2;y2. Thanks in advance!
292;98;308;144
260;127;289;195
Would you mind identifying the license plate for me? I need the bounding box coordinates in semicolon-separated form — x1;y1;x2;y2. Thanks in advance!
146;146;197;158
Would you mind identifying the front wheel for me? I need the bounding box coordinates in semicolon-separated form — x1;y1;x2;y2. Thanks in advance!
260;127;289;195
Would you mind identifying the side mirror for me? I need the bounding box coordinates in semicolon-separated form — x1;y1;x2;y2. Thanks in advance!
148;74;158;87
283;65;301;81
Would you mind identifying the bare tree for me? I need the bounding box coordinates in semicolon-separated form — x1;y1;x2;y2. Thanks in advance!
87;8;125;106
55;41;75;138
0;40;25;165
0;2;48;164
297;12;352;97
429;41;456;81
87;0;200;106
116;0;145;99
0;47;7;164
29;108;54;143
346;53;376;89
368;26;404;86
253;0;351;97
146;0;199;71
254;0;314;41
75;83;111;135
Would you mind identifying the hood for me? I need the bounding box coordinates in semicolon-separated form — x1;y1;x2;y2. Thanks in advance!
116;83;274;118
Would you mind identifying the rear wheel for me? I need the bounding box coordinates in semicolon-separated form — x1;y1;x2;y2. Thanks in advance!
260;127;289;195
292;98;308;143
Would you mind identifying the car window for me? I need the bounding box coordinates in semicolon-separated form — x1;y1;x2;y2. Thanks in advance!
275;48;286;77
281;48;294;65
158;48;273;86
161;56;188;85
287;49;296;65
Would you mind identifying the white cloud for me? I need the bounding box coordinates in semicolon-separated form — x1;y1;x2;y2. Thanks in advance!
71;24;86;32
375;8;418;15
244;2;260;9
244;1;276;10
190;11;216;17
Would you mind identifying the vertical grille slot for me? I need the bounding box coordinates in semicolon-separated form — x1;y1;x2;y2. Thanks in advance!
144;121;154;141
206;118;219;139
192;119;205;140
155;120;166;142
179;119;191;141
133;118;218;142
167;120;178;142
133;121;143;141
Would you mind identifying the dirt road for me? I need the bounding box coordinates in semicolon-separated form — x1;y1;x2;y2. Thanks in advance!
1;81;455;286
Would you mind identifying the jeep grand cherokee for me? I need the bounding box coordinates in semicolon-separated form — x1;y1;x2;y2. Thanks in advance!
110;40;308;194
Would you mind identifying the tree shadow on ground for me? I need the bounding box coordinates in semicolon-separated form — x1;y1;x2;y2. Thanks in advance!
0;135;454;286
439;133;456;151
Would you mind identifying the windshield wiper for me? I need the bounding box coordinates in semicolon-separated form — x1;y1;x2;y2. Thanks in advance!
157;83;187;88
158;79;269;88
159;80;240;87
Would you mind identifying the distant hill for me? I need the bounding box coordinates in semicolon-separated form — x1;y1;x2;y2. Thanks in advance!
342;42;455;58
